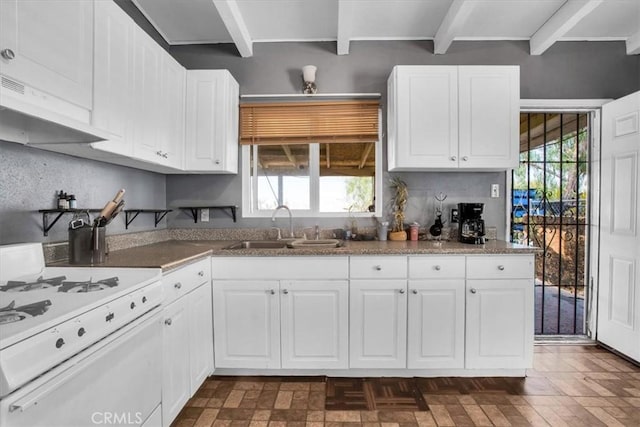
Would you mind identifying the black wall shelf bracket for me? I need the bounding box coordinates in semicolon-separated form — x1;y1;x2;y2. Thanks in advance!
38;209;101;236
178;206;237;223
124;209;172;229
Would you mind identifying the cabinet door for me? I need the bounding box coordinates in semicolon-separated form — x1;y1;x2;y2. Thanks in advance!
162;298;190;427
185;70;239;173
158;55;185;169
458;66;519;169
465;279;534;369
92;0;133;154
350;279;407;368
212;281;281;369
407;279;465;369
188;283;214;395
388;66;458;170
132;27;162;164
280;280;349;369
0;0;93;109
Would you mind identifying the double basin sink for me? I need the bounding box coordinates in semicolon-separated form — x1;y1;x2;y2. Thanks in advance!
224;239;343;250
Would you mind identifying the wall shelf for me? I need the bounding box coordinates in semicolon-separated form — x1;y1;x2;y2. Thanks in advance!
178;206;238;223
124;209;172;229
38;208;102;236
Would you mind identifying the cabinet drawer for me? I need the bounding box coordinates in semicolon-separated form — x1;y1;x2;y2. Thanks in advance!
211;257;349;280
466;255;533;279
408;256;465;279
350;256;407;279
163;258;211;305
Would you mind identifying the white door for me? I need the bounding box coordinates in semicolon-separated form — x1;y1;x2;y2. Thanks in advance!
0;0;93;108
598;91;640;362
407;279;465;369
188;283;214;395
212;281;281;369
162;298;190;427
388;66;458;170
350;279;407;368
465;279;534;369
458;66;519;169
92;0;133;153
280;280;349;369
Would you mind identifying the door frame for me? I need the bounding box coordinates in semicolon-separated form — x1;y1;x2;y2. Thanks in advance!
516;99;610;338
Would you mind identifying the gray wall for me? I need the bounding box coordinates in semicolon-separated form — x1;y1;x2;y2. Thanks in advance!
163;39;638;238
0;141;167;244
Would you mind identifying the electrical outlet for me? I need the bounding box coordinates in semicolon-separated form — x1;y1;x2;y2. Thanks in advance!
200;208;209;222
491;184;500;198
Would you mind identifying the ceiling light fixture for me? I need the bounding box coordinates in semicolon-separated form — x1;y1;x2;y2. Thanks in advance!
302;65;317;95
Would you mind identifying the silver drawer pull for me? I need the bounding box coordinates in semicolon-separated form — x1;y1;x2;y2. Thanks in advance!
374;265;382;271
497;265;505;271
269;289;275;295
174;282;182;289
165;318;172;326
1;48;15;60
450;156;457;161
412;289;418;294
283;289;289;294
470;288;477;294
198;271;205;277
399;289;405;294
462;156;469;161
434;265;441;271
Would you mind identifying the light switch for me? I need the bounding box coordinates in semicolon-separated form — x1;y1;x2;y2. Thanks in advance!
200;209;210;222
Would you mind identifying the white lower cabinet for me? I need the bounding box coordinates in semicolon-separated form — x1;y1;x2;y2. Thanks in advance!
161;296;190;427
188;282;215;395
349;280;407;368
212;280;281;369
407;279;465;369
281;281;349;369
465;279;534;369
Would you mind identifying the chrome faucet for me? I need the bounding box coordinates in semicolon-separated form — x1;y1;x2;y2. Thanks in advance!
271;205;293;239
315;225;320;240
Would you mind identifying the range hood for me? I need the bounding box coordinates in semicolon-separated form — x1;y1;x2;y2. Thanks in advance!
0;75;109;144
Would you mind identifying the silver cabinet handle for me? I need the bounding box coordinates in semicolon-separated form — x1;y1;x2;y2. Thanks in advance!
215;160;221;165
165;318;172;326
269;289;275;295
174;282;182;289
374;265;382;271
450;156;457;161
434;265;441;271
399;289;405;294
198;271;204;277
498;265;505;271
470;288;477;294
162;152;168;159
156;150;162;156
1;49;15;60
283;289;289;294
412;289;418;294
462;156;469;161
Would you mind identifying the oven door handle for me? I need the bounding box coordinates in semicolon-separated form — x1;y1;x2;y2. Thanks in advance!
8;371;71;413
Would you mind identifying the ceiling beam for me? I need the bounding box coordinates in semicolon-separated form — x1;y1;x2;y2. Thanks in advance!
212;0;253;57
529;0;603;55
627;30;640;55
433;0;477;54
337;0;354;55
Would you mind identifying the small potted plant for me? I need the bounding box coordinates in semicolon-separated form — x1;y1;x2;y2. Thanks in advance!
389;177;408;241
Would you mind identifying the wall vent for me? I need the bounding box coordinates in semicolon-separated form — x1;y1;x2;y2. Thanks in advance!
1;76;25;95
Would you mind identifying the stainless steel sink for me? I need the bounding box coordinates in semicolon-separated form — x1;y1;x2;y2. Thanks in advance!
224;240;290;249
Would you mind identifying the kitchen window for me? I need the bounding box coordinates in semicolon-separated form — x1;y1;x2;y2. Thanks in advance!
240;100;382;217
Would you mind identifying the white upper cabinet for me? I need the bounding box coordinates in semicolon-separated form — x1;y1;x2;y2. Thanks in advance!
158;55;186;169
388;65;519;171
0;0;93;110
92;0;134;154
185;70;239;174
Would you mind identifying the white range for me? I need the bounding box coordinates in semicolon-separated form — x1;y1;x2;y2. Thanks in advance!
0;243;164;427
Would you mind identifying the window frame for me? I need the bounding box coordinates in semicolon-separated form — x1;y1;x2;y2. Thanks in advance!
241;112;383;218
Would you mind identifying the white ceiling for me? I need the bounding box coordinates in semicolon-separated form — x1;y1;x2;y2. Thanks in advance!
132;0;640;57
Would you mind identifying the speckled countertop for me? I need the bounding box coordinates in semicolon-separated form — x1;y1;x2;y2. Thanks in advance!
49;239;539;271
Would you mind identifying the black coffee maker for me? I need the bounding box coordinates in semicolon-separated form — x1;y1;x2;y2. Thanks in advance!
458;203;486;244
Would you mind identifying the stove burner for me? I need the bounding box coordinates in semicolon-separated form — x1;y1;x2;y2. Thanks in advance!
58;277;119;293
0;276;67;292
0;299;52;324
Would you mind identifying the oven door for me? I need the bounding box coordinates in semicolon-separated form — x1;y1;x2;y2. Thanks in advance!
0;310;162;427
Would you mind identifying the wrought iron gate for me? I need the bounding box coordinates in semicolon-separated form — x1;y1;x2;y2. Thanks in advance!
511;113;590;335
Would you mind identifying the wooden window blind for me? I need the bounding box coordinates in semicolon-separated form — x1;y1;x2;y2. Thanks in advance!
240;100;379;145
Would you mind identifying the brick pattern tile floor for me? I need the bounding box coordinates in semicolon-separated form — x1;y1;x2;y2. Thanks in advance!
171;345;640;426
